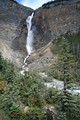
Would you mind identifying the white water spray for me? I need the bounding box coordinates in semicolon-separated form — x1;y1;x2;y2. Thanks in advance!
24;12;34;64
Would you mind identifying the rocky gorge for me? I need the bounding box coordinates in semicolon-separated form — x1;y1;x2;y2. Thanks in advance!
0;0;80;69
0;1;80;120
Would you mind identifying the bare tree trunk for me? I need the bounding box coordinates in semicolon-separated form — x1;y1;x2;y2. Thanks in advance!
63;67;67;94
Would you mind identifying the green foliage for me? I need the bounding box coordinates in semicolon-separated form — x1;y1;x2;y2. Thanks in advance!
57;37;79;85
0;82;23;119
66;32;80;61
58;112;67;120
0;55;50;120
58;37;80;82
0;71;46;119
45;88;61;105
26;107;47;120
26;106;54;120
0;108;10;120
18;72;46;107
58;93;80;120
0;31;80;120
51;32;80;61
0;53;15;82
50;35;80;84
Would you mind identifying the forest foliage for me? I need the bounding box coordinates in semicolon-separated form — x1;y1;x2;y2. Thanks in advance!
0;32;80;120
49;32;80;84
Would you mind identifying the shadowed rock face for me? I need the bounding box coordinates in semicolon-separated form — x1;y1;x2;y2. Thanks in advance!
0;0;80;68
0;0;33;66
33;0;80;49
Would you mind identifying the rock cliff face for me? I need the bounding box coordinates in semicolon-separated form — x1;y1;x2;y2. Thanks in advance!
0;0;80;68
33;0;80;49
0;0;33;66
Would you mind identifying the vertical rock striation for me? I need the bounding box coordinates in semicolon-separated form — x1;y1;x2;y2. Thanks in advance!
0;0;33;66
33;0;80;49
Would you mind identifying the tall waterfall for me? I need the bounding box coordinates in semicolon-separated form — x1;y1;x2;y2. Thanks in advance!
24;12;34;64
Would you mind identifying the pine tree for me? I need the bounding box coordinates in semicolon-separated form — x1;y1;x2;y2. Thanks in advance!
56;37;78;91
56;37;69;92
57;37;80;120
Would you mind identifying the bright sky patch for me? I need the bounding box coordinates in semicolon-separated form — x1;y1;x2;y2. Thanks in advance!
16;0;53;10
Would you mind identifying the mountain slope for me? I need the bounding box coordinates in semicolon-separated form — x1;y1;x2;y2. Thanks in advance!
0;0;80;69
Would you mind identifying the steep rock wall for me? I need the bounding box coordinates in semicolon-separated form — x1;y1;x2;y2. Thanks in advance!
0;0;33;66
33;0;80;49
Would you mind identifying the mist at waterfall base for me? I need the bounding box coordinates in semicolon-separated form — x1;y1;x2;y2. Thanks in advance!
20;12;34;75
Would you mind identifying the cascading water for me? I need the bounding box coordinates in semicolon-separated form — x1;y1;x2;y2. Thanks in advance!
20;12;34;75
24;12;34;64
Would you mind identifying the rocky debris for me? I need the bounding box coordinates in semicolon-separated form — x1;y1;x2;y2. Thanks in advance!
24;106;29;113
26;43;58;70
39;72;48;78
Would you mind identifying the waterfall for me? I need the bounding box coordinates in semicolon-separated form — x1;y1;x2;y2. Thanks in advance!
19;12;34;75
26;12;34;55
24;12;34;64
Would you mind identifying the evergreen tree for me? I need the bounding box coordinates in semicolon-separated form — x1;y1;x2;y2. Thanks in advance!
57;37;80;120
59;37;70;92
56;37;78;91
